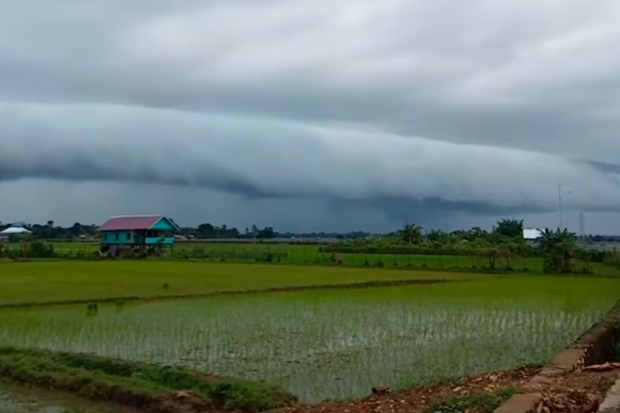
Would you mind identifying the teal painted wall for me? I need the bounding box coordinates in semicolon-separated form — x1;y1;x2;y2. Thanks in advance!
102;230;135;245
152;218;176;231
102;230;175;245
145;237;175;245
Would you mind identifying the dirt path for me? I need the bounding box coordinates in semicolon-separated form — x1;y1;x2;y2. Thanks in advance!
273;368;536;413
528;367;620;413
271;368;620;413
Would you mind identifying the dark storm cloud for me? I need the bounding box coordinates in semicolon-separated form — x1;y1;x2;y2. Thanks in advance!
1;0;620;229
587;161;620;175
1;103;619;216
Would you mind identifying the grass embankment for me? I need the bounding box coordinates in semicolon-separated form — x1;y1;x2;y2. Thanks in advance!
12;241;620;277
34;241;548;269
0;261;475;306
0;347;296;412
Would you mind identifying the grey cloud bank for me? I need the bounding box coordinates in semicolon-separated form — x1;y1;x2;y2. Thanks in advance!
1;0;620;231
1;103;618;213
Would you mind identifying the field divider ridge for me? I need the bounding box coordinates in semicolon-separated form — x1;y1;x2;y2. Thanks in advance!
0;277;466;309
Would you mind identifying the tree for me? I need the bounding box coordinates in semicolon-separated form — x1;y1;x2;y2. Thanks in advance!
197;223;215;236
427;229;447;243
539;228;578;273
494;219;523;239
256;227;275;239
400;224;423;244
45;220;55;239
69;222;83;238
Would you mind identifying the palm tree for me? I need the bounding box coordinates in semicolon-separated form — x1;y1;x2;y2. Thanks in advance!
539;228;577;273
401;224;423;244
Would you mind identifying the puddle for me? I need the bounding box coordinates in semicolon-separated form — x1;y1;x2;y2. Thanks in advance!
0;384;132;413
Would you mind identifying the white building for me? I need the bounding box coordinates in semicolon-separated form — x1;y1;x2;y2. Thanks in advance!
523;228;543;243
0;224;32;240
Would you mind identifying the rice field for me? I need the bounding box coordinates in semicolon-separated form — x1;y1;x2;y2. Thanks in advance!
1;277;617;402
39;241;548;270
0;261;474;305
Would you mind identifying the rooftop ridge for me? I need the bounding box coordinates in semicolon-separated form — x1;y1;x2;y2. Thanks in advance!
107;214;162;218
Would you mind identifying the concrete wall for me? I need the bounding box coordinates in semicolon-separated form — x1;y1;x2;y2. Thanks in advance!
494;301;620;413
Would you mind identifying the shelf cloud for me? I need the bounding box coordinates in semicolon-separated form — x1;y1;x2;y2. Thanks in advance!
1;103;619;216
1;0;620;229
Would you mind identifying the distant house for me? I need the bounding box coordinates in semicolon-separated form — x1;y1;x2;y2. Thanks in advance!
523;228;543;245
0;223;32;241
99;215;180;248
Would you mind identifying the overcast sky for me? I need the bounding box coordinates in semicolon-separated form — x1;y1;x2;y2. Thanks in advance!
1;0;620;233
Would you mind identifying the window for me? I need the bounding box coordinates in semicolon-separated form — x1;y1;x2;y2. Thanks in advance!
115;233;119;241
126;232;132;241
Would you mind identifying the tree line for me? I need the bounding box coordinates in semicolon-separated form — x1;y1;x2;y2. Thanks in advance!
0;220;376;241
323;219;611;274
1;217;618;245
2;218;618;274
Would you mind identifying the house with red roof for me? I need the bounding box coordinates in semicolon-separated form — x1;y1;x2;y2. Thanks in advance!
99;215;180;247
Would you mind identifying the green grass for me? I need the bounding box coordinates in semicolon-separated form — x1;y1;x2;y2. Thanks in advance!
424;388;516;413
33;241;539;268
0;261;476;305
1;277;617;402
0;347;295;412
16;242;619;277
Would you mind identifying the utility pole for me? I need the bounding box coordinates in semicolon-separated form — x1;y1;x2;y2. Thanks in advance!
579;211;585;239
557;185;563;229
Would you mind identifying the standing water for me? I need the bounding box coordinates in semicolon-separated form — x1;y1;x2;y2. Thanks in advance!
0;384;131;413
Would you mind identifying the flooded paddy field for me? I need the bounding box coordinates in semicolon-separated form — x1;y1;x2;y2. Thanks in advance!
1;276;617;402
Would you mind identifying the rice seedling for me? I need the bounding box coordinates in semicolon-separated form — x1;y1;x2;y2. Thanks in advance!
0;261;473;305
0;277;617;402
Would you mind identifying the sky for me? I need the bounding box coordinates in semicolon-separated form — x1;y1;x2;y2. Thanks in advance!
1;0;620;233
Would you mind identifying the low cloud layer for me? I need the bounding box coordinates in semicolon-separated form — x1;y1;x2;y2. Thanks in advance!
1;103;619;216
1;0;620;230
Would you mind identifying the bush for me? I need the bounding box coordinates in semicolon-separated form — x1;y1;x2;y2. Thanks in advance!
0;241;58;259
